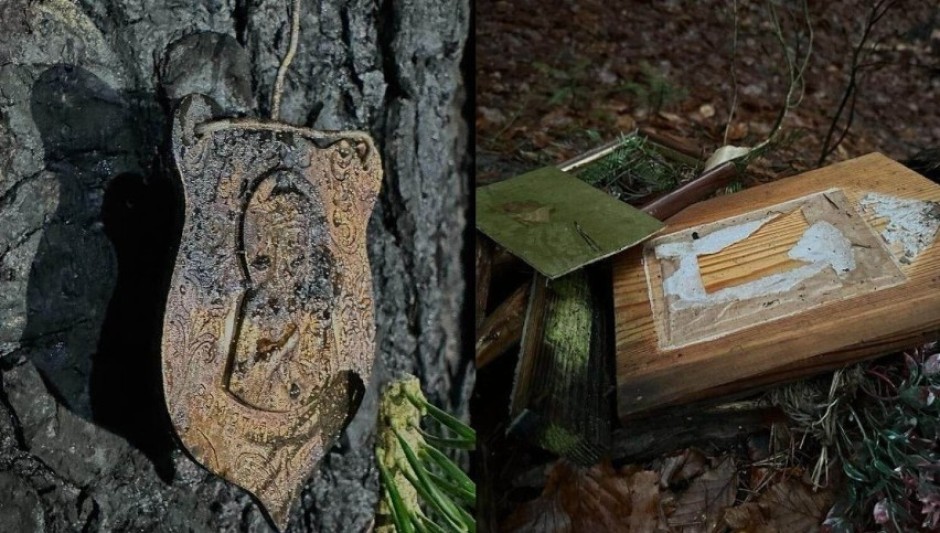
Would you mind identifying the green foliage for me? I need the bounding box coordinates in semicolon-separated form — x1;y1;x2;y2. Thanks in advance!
772;348;940;531
376;376;476;533
584;128;603;144
827;351;940;531
573;133;699;202
620;62;688;114
736;128;806;170
532;58;594;107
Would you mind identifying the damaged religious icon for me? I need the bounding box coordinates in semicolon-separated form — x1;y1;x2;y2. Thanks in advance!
159;1;382;529
613;153;940;420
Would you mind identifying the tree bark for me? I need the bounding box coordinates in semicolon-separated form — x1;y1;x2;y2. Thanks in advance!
0;0;470;531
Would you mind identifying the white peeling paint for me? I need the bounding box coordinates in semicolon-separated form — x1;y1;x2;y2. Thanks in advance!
693;216;777;255
860;193;940;263
656;215;777;303
790;220;856;274
657;218;856;310
656;215;778;260
659;248;707;304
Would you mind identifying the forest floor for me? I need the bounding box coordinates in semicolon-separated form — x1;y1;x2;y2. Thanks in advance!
476;1;940;531
477;0;940;183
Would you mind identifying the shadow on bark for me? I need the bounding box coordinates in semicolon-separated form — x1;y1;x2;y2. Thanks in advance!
25;64;180;481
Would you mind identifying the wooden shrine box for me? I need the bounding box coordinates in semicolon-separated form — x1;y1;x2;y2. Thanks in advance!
613;153;940;420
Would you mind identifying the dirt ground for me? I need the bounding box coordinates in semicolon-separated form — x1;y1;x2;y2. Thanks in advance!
476;1;940;530
477;0;940;183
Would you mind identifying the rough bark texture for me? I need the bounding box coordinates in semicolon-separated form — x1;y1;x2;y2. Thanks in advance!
0;0;470;531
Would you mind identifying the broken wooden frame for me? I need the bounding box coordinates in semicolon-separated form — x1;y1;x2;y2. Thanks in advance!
614;153;940;421
475;130;726;369
476;283;528;369
500;133;738;464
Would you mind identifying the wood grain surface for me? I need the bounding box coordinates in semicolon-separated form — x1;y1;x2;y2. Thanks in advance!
509;268;611;465
613;153;940;421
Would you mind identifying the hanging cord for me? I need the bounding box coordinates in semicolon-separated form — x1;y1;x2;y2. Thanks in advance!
270;0;301;120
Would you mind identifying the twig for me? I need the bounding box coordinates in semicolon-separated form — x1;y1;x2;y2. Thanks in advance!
475;237;494;329
194;117;374;143
271;0;302;121
817;0;898;166
751;0;813;155
476;283;528;369
723;0;740;145
864;367;899;394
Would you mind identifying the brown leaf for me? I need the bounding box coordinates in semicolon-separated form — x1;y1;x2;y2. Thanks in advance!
540;109;573;129
531;131;553;149
667;456;738;533
660;448;708;488
725;121;749;141
658;111;682;123
746;466;775;493
502;460;663;532
721;478;833;533
616;113;637;132
478;106;508;128
757;479;833;533
723;502;765;530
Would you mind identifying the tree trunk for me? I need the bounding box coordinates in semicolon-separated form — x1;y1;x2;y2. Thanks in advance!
0;0;470;530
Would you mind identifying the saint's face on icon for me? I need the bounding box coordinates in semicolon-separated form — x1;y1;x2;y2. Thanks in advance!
227;170;336;411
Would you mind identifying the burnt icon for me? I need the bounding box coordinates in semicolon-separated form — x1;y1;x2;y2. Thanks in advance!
161;94;381;529
227;170;336;412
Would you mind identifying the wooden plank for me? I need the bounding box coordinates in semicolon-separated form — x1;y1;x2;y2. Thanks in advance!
610;401;786;462
476;283;528;368
613;153;940;420
509;268;611;466
476;234;494;328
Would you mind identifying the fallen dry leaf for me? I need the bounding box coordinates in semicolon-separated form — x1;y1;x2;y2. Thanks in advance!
667;456;738;533
660;448;708;488
725;121;749;141
616;113;637;132
502;460;663;532
531;131;553;149
723;502;766;530
757;479;833;533
478;106;508;127
658;111;682;123
722;478;833;533
745;466;776;495
703;145;751;171
540;108;574;129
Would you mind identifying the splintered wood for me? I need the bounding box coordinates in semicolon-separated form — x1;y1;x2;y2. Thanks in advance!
161;95;381;529
614;154;940;420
